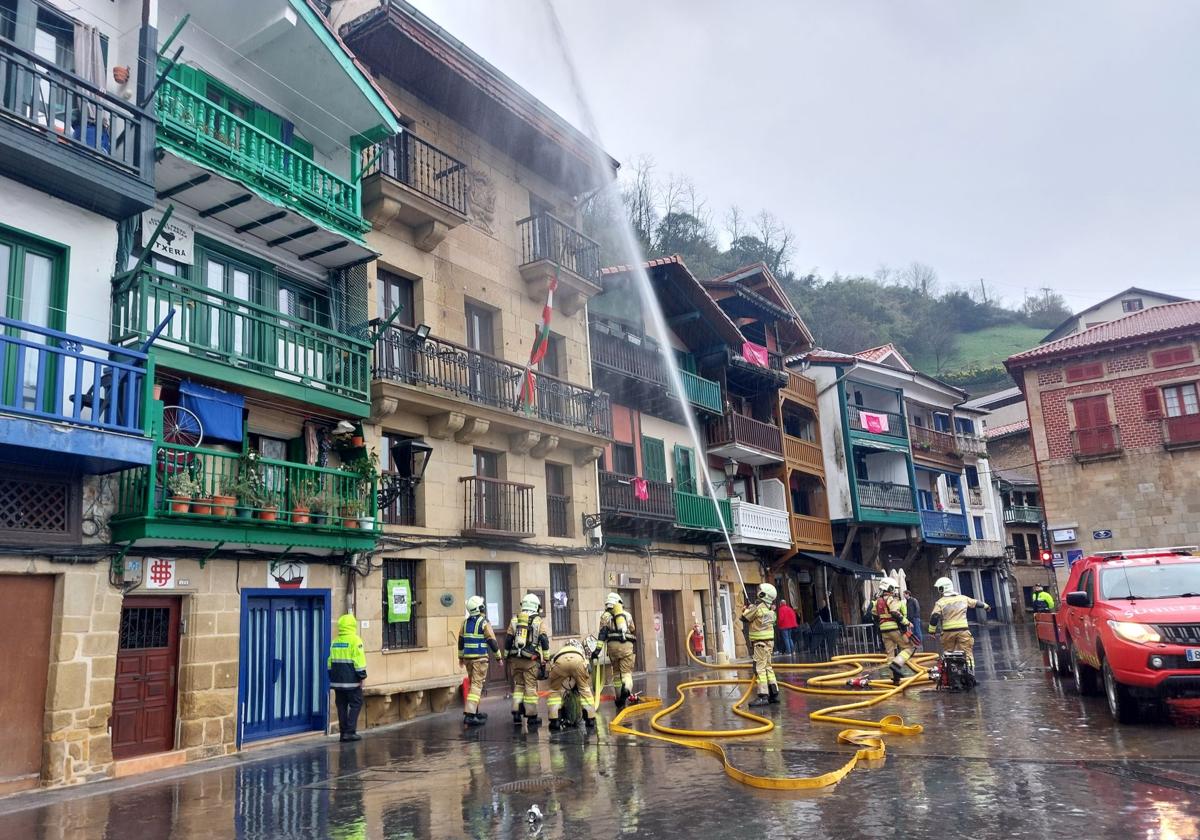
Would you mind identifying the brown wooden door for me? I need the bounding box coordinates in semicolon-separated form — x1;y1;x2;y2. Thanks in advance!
111;597;180;760
466;563;511;686
0;575;53;794
654;591;682;667
1072;396;1115;453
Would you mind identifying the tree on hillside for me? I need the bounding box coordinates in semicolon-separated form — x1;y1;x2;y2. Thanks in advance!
899;261;939;297
1021;288;1072;329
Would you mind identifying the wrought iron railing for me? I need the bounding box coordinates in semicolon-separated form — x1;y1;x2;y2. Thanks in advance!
706;412;784;456
0;40;147;175
674;490;731;531
517;213;601;284
847;405;907;438
111;441;376;530
1071;425;1122;458
547;493;571;538
155;72;363;237
362;131;468;214
460;476;534;537
920;509;969;540
1003;505;1042;524
112;267;371;402
379;473;418;526
0;316;152;437
372;322;611;436
856;480;916;512
598;470;675;522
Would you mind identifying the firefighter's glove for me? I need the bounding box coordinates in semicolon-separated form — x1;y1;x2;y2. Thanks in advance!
537;664;548;681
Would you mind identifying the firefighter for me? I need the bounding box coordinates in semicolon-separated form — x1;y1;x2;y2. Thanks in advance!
928;576;990;669
458;595;499;727
872;578;916;685
1032;584;1056;612
504;593;549;727
741;583;780;707
547;639;598;732
594;592;638;710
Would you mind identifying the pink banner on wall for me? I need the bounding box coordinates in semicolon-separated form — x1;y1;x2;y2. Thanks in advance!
742;341;769;368
860;411;890;434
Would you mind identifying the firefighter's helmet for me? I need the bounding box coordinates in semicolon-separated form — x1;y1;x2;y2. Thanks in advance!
466;595;485;616
605;592;623;607
520;593;541;613
878;578;899;594
757;583;778;605
934;576;955;596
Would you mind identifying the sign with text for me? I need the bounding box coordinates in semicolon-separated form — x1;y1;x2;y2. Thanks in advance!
142;211;194;265
1051;528;1077;543
387;579;412;623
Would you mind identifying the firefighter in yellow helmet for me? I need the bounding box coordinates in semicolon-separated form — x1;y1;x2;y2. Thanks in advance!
547;639;598;732
458;595;499;727
504;593;550;727
741;583;780;707
595;592;638;710
928;576;989;669
871;578;916;685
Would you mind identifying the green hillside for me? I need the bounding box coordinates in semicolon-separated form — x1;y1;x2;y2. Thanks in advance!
912;324;1046;374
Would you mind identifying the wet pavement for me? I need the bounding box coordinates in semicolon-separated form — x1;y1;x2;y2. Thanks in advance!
2;625;1199;839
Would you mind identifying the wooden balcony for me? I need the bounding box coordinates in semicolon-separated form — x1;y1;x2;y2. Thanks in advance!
460;476;535;539
518;213;602;315
1163;414;1200;449
909;426;959;457
109;441;379;552
0;316;154;472
362;131;468;250
589;326;723;421
1003;505;1043;525
1071;425;1122;460
0;40;153;218
782;371;818;407
674;490;732;534
791;514;834;553
706;412;785;465
372;323;611;452
847;405;908;440
726;500;791;548
920;510;970;543
598;470;675;531
111;267;371;416
784;434;824;474
856;480;916;512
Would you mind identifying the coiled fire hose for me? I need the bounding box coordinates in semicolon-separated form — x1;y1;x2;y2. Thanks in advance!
606;630;939;790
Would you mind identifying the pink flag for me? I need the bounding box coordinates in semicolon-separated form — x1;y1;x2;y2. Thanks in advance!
742;341;770;368
631;477;650;501
860;411;890;434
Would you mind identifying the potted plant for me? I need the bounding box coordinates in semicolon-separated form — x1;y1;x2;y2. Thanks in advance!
309;493;329;527
165;472;197;514
254;485;279;522
232;452;264;519
357;507;376;531
212;477;238;518
190;487;214;516
341;498;364;528
290;479;319;525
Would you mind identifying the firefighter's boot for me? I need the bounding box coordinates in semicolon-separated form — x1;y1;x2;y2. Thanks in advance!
548;719;562;733
511;710;523;725
890;662;903;686
768;684;780;704
749;693;771;708
526;715;541;727
585;717;596;731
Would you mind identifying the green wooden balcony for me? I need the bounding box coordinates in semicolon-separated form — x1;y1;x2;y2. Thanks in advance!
155;73;367;240
674;489;732;533
111;267;371;415
109;441;378;552
676;369;723;415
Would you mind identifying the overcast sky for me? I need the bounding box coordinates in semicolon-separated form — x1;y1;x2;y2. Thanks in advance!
409;0;1200;309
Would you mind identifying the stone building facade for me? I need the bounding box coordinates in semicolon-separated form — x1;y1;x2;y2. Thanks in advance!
1007;300;1200;589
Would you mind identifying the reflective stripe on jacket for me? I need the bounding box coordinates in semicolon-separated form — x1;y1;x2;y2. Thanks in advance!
460;614;494;659
1033;591;1055;611
328;614;367;689
599;606;637;643
929;593;978;632
875;595;907;632
741;603;775;641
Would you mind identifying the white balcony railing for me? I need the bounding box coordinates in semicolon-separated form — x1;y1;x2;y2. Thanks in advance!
728;499;791;547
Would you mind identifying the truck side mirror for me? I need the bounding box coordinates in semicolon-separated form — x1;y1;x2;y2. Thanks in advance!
1065;590;1091;608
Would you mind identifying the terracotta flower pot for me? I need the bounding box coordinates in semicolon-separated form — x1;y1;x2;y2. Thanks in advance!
292;507;311;525
256;507;278;522
343;517;359;529
191;498;214;516
169;494;191;514
212;494;236;518
351;435;364;447
153;383;163;400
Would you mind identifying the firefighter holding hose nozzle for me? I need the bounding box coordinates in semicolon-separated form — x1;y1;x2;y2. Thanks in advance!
742;583;780;707
872;578;916;685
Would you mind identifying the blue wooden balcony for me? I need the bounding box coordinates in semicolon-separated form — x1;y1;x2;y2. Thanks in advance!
920;509;970;544
0;317;154;472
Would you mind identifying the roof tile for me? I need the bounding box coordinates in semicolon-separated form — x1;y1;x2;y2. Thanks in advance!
1007;299;1200;365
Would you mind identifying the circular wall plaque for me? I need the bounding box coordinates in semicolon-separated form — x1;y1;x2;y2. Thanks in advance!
440;592;455;608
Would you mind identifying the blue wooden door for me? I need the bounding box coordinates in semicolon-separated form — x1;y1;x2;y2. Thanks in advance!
240;593;327;743
980;571;999;622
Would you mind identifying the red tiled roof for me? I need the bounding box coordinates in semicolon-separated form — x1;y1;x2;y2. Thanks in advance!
985;419;1030;440
1007;299;1200;366
599;255;685;276
853;343;913;370
802;348;859;364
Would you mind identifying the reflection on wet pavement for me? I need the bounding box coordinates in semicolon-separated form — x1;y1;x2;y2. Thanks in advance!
1;626;1197;839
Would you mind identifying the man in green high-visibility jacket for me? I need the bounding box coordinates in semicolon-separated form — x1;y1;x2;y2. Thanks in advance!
1032;585;1056;612
328;613;367;742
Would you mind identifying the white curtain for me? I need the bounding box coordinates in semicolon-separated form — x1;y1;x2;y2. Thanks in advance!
73;23;105;122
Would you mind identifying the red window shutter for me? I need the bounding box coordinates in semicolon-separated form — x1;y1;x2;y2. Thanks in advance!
1142;387;1163;419
1065;362;1104;383
1151;346;1195;368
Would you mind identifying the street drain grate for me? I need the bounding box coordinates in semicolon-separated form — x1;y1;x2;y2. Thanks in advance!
493;776;574;794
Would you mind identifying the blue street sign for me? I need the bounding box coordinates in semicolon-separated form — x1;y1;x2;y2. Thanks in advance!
1093;529;1113;540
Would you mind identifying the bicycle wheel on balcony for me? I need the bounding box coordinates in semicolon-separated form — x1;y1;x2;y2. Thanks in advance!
162;405;204;447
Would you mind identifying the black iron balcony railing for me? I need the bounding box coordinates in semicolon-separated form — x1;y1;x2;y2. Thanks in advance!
379;473;418;526
362;131;468;215
373;322;611;437
598;471;675;522
547;493;571;538
1;39;147;176
518;213;601;284
461;476;534;538
856;480;916;512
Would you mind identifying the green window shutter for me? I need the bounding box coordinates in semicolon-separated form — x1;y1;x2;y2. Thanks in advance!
290;134;314;159
675;350;697;374
252;107;282;142
287;435;307;465
641;437;666;482
673;445;696;494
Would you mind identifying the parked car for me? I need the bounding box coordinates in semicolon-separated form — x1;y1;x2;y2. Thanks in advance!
1035;547;1200;722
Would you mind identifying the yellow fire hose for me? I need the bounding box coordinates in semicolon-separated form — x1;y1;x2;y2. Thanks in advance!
606;631;938;790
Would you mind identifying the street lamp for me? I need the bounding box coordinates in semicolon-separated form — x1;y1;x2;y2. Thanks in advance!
723;459;740;498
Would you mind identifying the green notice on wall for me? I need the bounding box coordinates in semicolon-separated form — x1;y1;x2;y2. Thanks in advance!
387;579;411;623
